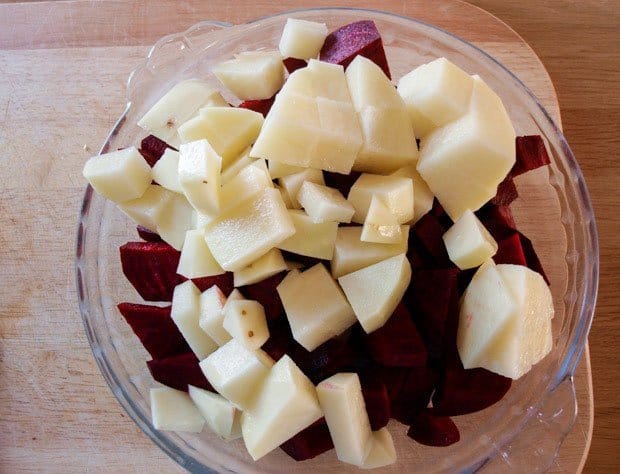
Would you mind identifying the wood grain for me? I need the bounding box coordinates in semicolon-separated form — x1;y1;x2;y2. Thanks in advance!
0;0;616;472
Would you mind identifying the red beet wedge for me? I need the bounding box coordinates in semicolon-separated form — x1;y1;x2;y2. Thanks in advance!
262;314;294;362
139;134;175;167
359;373;391;430
323;170;361;197
242;271;287;320
238;97;275;117
476;205;516;241
136;225;163;242
389;366;439;425
120;242;184;302
407;410;460;447
283;57;307;73
192;273;235;295
412;213;453;267
320;20;391;79
490;176;519;206
493;232;527;266
117;303;190;359
280;419;334;461
147;352;214;392
512;135;551;177
365;303;427;367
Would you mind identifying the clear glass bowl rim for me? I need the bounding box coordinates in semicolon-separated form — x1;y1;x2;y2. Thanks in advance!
75;6;599;473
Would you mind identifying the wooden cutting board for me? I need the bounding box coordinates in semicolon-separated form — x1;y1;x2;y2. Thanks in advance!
0;1;592;472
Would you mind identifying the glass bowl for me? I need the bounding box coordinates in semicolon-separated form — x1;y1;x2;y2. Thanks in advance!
75;8;598;473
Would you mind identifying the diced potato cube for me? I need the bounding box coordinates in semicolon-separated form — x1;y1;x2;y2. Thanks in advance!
223;299;269;350
361;195;403;244
241;356;323;460
200;339;274;410
279;18;328;60
297;181;355;223
391;165;434;224
177;228;225;278
117;184;175;230
82;147;151;203
220;160;273;214
331;225;409;278
221;147;255;184
359;428;397;469
443;210;498;270
277;264;356;351
188;385;241;440
152;148;183;193
278;168;325;209
178;139;222;215
150;387;204;432
156;193;195;250
233;249;287;287
338;254;412;333
278;210;338;260
213;51;285;100
204;188;296;271
268;160;305;180
171;281;218;359
345;55;403;110
348;173;414;224
397;58;474;137
199;286;231;346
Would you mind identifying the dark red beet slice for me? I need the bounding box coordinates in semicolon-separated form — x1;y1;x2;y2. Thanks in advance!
429;199;454;229
192;273;235;295
323;170;361;197
117;303;189;359
412;213;452;266
406;268;459;360
493;232;527;266
280;419;334;461
120;242;184;301
238;97;275;117
364;303;427;367
476;205;516;241
407;410;460;447
280;251;324;268
283;57;307;73
262;314;294;361
242;271;287;320
139;134;175;167
518;231;550;285
147;352;214;392
136;225;163;242
432;356;511;417
456;268;477;296
389;366;439;424
491;176;518;206
319;20;391;79
512;135;551;177
359;373;390;430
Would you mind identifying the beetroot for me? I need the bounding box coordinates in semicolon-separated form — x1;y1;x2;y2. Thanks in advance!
512;135;551;177
407;410;460;447
281;419;334;461
490;176;518;206
412;213;452;266
136;225;163;242
280;251;324;269
364;303;427;367
476;205;516;241
139;135;174;167
192;273;235;295
320;20;391;79
359;373;391;430
117;303;189;359
238;97;275;117
120;242;184;301
323;170;361;197
262;314;294;361
242;271;287;319
389;366;438;424
147;352;214;392
493;232;527;266
283;57;307;73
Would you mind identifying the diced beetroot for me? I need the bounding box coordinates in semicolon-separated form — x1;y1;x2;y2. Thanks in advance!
405;268;459;360
476;205;516;241
364;303;427;367
147;352;214;392
407;410;460;447
281;419;334;461
491;176;518;206
389;366;439;424
242;271;287;320
139;135;174;167
238;97;275;117
432;355;511;417
192;273;235;296
456;268;477;296
280;251;324;269
320;20;391;79
117;303;189;359
262;314;294;361
283;57;307;73
136;225;163;242
518;231;550;285
323;170;361;197
493;232;527;266
359;373;390;430
120;242;184;302
430;199;453;229
412;213;452;266
511;135;551;177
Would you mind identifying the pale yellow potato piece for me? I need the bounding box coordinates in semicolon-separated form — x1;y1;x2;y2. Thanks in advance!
348;173;414;224
151;387;204;433
279;18;328;60
443;209;498;270
277;210;338;260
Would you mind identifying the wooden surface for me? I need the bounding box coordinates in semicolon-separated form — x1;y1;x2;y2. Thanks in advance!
0;0;617;472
